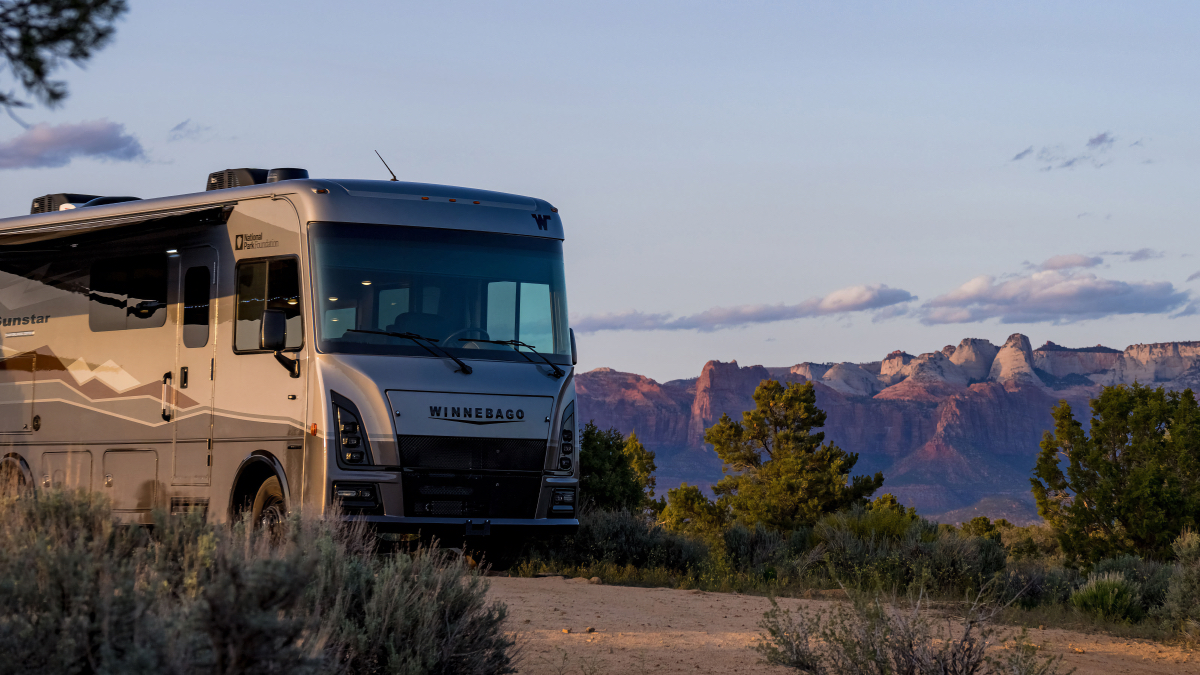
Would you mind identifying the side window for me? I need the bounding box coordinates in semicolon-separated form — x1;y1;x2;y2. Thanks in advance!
182;265;211;348
89;254;168;331
234;257;302;352
519;282;553;351
485;281;516;341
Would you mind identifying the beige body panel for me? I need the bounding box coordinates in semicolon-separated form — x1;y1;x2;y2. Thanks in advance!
0;196;310;522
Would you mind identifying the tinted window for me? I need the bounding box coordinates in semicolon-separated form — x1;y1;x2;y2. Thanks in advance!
310;224;570;363
234;258;302;352
89;255;168;331
182;265;211;348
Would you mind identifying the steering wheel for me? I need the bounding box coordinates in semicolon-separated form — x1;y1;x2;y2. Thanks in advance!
444;327;491;347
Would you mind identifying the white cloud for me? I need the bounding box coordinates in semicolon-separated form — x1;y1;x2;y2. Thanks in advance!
573;284;916;333
0;120;144;170
920;270;1188;325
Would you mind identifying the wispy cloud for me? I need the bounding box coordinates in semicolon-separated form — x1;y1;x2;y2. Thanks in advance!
167;119;211;142
0;120;144;170
573;284;916;333
1036;254;1103;271
1010;131;1146;171
920;270;1187;325
1086;132;1115;150
1100;248;1165;262
1128;248;1164;262
1186;271;1200;283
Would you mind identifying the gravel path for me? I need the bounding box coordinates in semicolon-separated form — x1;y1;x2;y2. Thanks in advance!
489;576;1198;675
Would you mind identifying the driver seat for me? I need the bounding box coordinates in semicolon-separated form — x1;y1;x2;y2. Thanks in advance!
386;312;450;340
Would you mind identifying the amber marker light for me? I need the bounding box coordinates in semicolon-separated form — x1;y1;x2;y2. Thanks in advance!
311;423;318;436
361;281;372;285
551;207;558;213
312;188;329;194
328;297;337;301
449;198;456;202
421;196;429;200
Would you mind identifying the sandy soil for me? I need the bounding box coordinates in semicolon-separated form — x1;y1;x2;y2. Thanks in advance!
489;576;1197;675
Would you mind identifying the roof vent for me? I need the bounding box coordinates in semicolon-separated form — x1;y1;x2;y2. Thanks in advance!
206;168;268;191
30;193;102;214
266;168;309;183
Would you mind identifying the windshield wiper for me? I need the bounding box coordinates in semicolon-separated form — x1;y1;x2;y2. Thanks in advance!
459;338;565;378
346;329;473;374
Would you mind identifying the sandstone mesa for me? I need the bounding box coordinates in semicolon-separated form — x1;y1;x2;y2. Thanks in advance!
576;335;1200;523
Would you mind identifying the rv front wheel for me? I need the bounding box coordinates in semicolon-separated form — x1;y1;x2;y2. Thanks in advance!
252;476;286;530
0;459;26;497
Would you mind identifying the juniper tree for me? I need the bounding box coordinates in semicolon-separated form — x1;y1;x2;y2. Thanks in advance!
703;379;884;531
1031;383;1200;565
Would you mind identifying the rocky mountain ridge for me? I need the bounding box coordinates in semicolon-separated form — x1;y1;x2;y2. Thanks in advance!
576;335;1200;523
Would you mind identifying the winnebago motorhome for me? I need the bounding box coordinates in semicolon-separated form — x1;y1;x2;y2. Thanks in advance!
0;169;579;543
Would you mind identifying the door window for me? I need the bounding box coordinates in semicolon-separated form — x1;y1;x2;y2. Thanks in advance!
234;257;302;352
182;265;211;348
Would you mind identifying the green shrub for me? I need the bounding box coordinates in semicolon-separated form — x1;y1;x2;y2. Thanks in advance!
756;589;1067;675
814;505;1005;594
1093;554;1173;608
960;516;1002;542
1070;571;1144;622
817;502;926;543
1154;529;1200;639
997;561;1080;609
997;521;1062;563
578;422;657;511
723;523;785;571
531;508;708;571
0;490;517;675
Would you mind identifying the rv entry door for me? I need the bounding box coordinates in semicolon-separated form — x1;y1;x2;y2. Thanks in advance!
171;246;218;485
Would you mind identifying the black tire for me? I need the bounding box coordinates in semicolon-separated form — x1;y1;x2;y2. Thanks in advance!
251;476;286;531
0;459;25;497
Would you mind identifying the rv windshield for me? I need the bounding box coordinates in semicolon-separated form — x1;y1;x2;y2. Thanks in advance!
310;223;570;364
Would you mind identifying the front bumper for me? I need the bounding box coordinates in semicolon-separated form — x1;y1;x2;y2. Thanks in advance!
347;515;579;540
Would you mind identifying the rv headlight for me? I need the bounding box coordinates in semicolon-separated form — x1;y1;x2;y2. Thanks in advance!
331;391;374;468
557;401;575;473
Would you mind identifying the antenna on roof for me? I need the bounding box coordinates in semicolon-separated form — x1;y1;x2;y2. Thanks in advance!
374;150;399;181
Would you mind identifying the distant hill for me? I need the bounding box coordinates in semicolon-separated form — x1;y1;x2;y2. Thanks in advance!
577;334;1200;520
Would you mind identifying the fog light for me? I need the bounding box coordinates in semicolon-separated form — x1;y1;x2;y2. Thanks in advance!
558;456;572;470
561;429;573;442
344;451;364;463
552;489;575;505
561;442;573;455
332;482;380;511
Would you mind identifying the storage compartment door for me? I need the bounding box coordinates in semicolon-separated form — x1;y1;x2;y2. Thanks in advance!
103;450;158;511
0;353;34;433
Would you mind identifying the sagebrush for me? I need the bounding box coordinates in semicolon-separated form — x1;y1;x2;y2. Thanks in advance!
0;489;517;675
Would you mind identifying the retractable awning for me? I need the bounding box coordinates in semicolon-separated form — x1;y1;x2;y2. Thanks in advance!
0;202;236;246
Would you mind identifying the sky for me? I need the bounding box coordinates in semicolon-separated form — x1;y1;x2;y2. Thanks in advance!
2;1;1198;382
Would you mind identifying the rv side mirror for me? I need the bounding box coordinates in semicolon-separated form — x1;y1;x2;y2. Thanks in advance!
570;328;577;366
261;309;288;352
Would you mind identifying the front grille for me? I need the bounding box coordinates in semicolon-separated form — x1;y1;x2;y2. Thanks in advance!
402;473;541;519
398;435;547;471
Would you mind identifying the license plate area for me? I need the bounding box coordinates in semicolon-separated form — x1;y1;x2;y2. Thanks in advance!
402;471;540;519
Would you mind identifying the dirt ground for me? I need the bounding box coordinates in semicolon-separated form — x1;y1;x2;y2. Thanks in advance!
489;576;1198;675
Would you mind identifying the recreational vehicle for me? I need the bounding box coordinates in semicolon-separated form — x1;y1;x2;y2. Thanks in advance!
0;168;579;544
